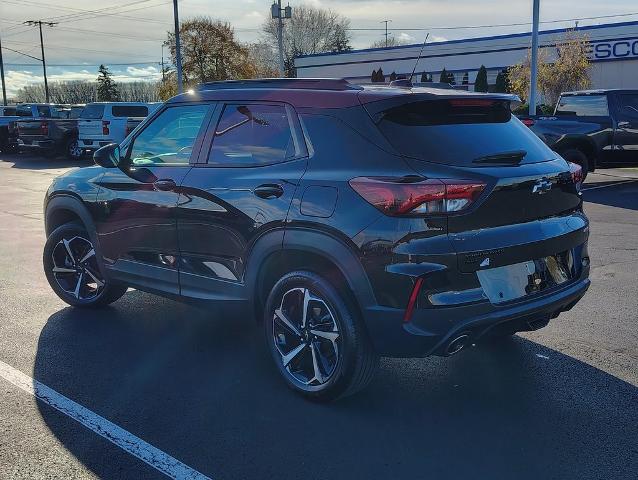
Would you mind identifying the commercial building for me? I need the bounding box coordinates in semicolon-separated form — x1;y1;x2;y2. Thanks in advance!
295;21;638;91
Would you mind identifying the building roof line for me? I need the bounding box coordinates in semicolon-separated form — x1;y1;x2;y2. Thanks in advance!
296;20;638;60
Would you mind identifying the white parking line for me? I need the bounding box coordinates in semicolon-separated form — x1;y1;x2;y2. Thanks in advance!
582;179;638;191
0;359;212;480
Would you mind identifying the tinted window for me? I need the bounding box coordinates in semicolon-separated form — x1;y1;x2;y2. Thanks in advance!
209;104;295;166
555;95;609;116
617;94;638;119
16;105;33;117
37;106;52;118
375;99;555;166
81;104;105;119
1;107;16;116
112;105;148;117
129;105;208;166
69;107;84;119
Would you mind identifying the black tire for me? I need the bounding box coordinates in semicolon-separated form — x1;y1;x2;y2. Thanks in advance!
264;270;378;402
66;138;83;160
43;221;127;308
559;148;589;180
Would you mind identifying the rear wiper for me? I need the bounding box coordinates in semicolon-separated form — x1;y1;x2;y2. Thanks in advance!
473;150;527;165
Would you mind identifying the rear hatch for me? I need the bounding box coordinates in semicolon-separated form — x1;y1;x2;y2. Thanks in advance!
79;104;106;141
363;93;586;296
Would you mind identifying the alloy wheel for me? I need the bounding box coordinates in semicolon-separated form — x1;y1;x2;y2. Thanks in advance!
51;236;104;300
272;287;340;386
68;140;83;159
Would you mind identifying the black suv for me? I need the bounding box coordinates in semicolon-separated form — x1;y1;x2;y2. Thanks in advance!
43;79;590;401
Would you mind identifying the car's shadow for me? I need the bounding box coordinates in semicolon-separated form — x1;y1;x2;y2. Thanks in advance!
583;179;638;211
34;291;637;480
1;152;87;170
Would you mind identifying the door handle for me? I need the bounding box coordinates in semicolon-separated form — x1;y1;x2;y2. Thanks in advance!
254;184;284;199
617;121;630;128
153;179;177;191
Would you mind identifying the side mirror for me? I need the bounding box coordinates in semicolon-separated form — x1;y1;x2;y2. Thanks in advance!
93;143;120;168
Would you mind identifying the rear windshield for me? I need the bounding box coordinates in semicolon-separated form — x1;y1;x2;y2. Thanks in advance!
555;95;609;117
112;105;148;117
81;104;105;119
374;99;555;166
1;107;17;115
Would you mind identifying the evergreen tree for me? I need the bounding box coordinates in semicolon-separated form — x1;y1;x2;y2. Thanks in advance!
96;64;119;101
420;72;432;82
371;69;379;82
474;65;489;92
495;68;509;93
440;68;455;84
377;68;385;83
389;71;397;82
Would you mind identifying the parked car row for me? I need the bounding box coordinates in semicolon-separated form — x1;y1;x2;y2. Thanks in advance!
0;102;160;159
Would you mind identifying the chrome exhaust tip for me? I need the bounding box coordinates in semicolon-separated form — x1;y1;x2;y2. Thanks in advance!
445;334;470;356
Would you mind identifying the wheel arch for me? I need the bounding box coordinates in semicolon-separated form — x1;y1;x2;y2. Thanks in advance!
45;195;106;276
246;228;377;323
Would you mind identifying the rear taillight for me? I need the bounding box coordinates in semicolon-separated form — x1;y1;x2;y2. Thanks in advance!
569;162;584;189
349;177;486;216
521;118;535;127
40;121;48;135
102;120;110;136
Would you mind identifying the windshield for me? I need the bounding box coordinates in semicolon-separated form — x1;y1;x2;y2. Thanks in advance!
374;99;556;166
80;104;105;119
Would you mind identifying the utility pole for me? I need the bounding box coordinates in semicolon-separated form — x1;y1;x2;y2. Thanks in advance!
380;20;392;48
271;1;291;76
0;33;7;106
529;0;540;116
25;20;57;103
161;44;166;82
172;0;183;93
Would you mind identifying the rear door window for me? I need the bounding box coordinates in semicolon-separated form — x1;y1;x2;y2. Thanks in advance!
81;104;105;119
208;104;297;166
112;105;149;117
555;95;609;117
373;99;555;166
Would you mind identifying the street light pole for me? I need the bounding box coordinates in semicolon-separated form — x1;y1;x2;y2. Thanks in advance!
0;34;7;106
529;0;540;116
277;0;285;76
173;0;183;93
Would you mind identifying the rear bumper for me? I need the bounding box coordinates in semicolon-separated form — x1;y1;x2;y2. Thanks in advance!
363;276;590;357
19;138;55;150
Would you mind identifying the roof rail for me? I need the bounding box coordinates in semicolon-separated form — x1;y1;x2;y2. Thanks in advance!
197;78;362;92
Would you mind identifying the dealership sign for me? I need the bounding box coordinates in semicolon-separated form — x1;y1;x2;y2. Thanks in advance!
590;39;638;60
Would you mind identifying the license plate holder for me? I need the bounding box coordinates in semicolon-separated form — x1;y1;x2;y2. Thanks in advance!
477;251;573;304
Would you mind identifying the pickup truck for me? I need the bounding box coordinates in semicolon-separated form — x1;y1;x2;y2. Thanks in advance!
520;89;638;176
0;106;19;153
16;104;85;159
78;102;160;154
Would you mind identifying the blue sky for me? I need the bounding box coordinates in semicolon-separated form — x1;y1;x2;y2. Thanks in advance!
1;0;637;96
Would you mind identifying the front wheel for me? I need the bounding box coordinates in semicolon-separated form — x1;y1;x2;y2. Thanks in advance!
264;271;378;401
43;221;127;307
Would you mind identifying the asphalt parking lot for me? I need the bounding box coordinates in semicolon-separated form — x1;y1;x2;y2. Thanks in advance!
0;152;636;480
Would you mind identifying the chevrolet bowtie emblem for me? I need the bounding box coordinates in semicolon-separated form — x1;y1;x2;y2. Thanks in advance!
532;178;552;195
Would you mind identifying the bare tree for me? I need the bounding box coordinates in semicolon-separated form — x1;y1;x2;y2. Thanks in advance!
263;4;352;77
369;37;409;49
15;80;159;103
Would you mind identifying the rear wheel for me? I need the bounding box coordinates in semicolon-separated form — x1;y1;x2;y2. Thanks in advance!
264;271;378;401
43;221;127;307
559;148;589;180
66;138;83;160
